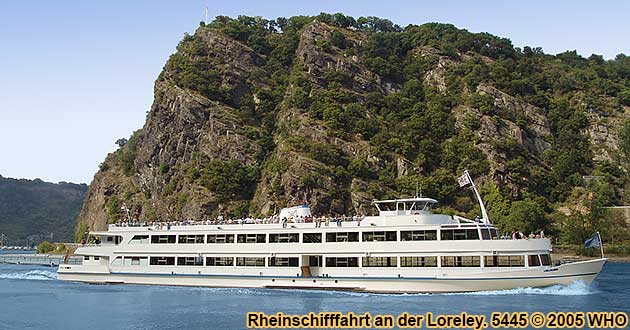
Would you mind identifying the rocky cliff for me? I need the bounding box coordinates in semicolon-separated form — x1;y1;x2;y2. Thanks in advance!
76;14;630;239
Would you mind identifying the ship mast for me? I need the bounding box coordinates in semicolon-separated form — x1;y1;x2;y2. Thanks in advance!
465;170;489;224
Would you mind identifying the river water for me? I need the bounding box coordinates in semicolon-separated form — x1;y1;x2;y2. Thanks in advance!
0;262;628;330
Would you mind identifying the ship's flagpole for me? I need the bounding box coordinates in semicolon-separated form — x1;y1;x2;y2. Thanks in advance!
598;231;605;258
465;170;489;224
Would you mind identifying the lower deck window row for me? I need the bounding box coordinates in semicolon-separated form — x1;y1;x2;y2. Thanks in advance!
110;254;551;267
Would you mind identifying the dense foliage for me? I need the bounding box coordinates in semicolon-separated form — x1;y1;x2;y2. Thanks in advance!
0;176;87;246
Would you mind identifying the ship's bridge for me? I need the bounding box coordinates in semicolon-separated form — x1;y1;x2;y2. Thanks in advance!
370;197;457;226
373;197;438;216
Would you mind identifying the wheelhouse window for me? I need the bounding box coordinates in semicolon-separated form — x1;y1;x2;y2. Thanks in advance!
400;230;437;241
325;232;359;242
441;256;480;267
269;233;299;243
325;257;358;267
236;257;265;267
362;257;397;267
440;229;479;240
400;256;437;267
149;256;175;265
362;231;397;242
268;257;299;267
528;255;541;267
178;235;205;244
207;234;235;243
480;228;499;240
484;255;525;267
177;256;204;266
151;235;176;244
539;254;552;266
302;233;322;243
237;234;266;243
206;257;234;266
129;235;149;244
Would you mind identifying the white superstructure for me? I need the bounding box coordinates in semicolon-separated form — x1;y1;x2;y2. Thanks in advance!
58;195;606;293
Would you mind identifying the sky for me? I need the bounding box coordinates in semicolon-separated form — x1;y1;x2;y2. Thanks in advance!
1;0;628;184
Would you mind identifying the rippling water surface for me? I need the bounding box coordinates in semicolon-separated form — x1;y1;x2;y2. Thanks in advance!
0;262;628;330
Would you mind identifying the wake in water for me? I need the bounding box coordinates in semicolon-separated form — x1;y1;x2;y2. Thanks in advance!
444;281;596;296
0;269;58;281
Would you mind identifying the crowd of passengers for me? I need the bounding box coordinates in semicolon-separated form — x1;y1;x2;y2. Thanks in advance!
111;217;546;240
113;215;366;229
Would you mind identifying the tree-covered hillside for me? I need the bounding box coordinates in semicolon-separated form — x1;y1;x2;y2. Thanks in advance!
78;13;630;246
0;176;87;246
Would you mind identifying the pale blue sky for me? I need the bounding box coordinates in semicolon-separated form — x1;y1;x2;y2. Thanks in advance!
1;0;628;184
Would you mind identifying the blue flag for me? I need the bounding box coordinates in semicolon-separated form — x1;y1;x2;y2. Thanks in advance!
584;232;601;248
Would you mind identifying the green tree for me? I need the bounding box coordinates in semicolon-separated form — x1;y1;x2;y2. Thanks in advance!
36;241;54;254
619;119;630;162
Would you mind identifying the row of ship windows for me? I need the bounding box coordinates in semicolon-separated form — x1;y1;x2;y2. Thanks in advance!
107;254;552;268
130;229;498;245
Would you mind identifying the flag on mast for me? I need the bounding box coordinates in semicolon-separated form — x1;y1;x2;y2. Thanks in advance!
584;232;602;248
458;172;471;187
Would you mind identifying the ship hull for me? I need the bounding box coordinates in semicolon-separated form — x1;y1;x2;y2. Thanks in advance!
58;258;606;293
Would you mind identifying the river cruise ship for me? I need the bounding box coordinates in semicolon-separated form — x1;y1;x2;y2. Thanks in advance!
58;176;606;293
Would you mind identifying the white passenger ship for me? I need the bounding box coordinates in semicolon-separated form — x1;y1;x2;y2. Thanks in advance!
58;175;606;293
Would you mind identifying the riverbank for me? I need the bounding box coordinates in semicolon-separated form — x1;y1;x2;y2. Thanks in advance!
0;253;81;266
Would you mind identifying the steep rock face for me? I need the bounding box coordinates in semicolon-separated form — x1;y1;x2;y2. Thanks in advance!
77;16;630;232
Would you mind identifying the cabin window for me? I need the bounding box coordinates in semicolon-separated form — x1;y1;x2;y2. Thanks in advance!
94;256;100;261
539;254;552;266
149;257;175;265
207;234;235;243
178;235;205;244
484;255;525;267
325;232;359;242
400;230;437;241
151;235;176;244
400;256;437;267
237;234;266;243
269;233;299;243
440;229;479;240
308;256;323;266
441;256;480;267
130;235;149;244
362;257;397;267
302;233;322;243
123;256;148;266
111;256;122;266
177;256;204;266
528;255;541;267
107;236;113;242
206;257;234;266
268;257;299;267
362;231;397;242
84;256;90;261
236;257;265;267
325;257;358;267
